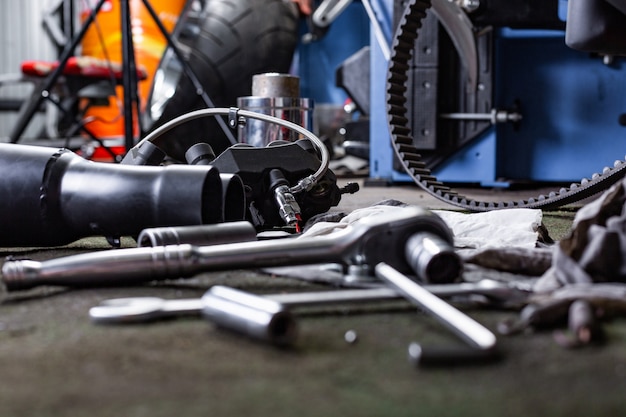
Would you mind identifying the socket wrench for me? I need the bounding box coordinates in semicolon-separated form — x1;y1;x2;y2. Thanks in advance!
1;206;462;292
88;285;297;346
89;279;530;324
201;285;297;346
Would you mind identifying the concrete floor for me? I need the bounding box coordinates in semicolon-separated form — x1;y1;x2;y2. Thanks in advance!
1;178;624;417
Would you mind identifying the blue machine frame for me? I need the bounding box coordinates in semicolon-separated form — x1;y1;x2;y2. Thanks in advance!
369;0;626;186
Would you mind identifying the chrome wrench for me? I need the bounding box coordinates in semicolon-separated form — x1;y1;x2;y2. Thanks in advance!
2;207;462;292
89;279;529;324
90;285;297;347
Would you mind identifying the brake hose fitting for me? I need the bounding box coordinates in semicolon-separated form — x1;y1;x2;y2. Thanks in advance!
269;169;302;231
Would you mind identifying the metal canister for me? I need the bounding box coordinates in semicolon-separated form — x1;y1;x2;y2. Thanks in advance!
237;73;313;147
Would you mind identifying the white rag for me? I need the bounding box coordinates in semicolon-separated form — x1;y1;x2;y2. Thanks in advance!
303;205;543;251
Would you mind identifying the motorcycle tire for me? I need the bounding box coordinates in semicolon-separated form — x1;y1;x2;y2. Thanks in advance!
143;0;300;161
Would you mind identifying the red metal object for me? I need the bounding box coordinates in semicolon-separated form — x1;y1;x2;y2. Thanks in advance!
20;56;147;81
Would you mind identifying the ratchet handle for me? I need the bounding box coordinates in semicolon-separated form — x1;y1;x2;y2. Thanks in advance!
1;206;459;292
1;245;198;291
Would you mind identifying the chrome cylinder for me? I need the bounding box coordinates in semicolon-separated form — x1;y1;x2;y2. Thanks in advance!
137;221;257;248
202;285;297;346
404;232;463;284
237;73;313;147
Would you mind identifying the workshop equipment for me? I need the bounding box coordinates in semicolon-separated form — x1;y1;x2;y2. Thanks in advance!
0;142;244;247
201;285;297;347
376;262;500;366
206;140;349;230
136;221;257;248
129;107;351;231
1;206;461;291
375;262;497;351
88;279;531;324
91;285;296;346
89;269;502;363
370;0;626;211
237;73;312;147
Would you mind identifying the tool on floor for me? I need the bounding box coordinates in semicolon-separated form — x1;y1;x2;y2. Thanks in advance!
375;262;497;351
91;285;296;346
88;278;530;324
375;262;500;366
1;206;461;292
202;286;297;346
136;221;257;247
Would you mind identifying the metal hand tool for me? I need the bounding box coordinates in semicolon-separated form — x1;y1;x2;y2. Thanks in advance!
90;285;296;347
375;262;497;351
2;206;462;292
88;279;530;324
201;286;296;347
136;221;257;247
375;262;500;366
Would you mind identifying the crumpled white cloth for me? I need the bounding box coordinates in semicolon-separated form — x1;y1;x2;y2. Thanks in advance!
266;204;545;283
303;204;543;251
433;208;543;251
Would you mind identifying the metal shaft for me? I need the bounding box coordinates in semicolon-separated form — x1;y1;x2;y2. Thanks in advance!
374;262;497;351
88;279;528;324
1;207;460;291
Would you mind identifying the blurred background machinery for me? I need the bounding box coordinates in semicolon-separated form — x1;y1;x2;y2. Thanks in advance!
365;0;626;186
1;0;625;190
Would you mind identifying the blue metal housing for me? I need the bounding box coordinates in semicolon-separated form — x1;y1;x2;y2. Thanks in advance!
370;2;626;185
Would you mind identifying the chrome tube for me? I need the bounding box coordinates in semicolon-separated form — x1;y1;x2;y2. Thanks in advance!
137;221;257;248
202;285;297;346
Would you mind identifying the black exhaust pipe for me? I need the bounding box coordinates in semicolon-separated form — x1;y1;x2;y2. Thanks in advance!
0;143;243;247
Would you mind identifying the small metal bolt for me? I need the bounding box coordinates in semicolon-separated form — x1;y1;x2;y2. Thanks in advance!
344;330;358;344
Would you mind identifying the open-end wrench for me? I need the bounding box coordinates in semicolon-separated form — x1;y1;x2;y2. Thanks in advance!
1;207;462;292
91;275;504;362
89;279;530;324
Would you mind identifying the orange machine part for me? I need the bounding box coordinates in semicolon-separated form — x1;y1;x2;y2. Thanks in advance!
79;0;185;159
